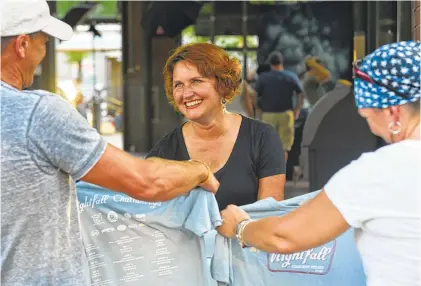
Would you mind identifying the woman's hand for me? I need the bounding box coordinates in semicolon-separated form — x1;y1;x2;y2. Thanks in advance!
217;191;350;254
217;205;250;238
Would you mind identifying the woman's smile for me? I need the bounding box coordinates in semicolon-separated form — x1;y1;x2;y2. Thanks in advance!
185;99;203;109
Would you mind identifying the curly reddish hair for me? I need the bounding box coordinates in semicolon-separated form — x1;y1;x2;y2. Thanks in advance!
163;42;242;111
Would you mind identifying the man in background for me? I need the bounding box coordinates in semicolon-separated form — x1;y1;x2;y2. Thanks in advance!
254;51;304;160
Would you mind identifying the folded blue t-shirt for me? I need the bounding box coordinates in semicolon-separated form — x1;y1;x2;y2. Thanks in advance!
211;191;366;286
76;182;222;286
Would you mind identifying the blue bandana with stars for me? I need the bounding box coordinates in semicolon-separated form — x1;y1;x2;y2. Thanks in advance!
354;41;420;109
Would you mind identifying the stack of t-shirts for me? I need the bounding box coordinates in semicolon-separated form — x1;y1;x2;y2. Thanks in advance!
76;182;221;286
211;191;367;286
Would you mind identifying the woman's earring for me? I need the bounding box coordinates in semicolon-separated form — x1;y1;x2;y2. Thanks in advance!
221;97;227;106
388;121;402;135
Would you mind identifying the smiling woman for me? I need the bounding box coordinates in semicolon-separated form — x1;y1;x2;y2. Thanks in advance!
147;42;287;210
163;42;242;111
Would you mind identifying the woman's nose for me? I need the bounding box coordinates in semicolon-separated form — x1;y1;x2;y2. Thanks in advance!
183;86;195;97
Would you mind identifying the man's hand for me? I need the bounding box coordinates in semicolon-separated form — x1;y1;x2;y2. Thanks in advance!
217;205;250;238
189;159;219;194
294;109;300;120
199;172;219;194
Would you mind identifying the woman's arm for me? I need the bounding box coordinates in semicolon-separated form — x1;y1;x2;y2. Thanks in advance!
218;150;383;253
257;174;285;201
255;125;286;201
218;190;349;253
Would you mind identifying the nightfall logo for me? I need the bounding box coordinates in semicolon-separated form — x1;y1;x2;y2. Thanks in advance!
266;240;336;275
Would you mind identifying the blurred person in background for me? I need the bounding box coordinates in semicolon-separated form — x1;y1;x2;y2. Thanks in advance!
249;64;271;120
234;65;270;119
75;93;88;120
218;41;421;286
1;1;219;284
300;56;331;107
147;43;286;210
299;56;352;108
225;69;254;118
114;107;123;133
254;51;305;161
235;69;257;118
74;79;88;120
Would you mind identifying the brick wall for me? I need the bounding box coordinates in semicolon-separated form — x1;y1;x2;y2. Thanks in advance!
414;0;420;40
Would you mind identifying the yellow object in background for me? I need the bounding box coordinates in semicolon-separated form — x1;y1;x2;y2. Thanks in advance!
305;57;331;83
337;79;352;86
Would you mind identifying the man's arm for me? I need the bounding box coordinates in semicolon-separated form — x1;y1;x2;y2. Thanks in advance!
82;144;219;202
26;94;218;202
291;74;305;119
294;92;304;119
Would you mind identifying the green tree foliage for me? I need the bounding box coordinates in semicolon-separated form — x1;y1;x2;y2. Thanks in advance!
64;51;90;81
56;1;118;19
182;26;258;49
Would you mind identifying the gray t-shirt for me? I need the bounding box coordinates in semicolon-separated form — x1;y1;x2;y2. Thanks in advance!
1;81;107;285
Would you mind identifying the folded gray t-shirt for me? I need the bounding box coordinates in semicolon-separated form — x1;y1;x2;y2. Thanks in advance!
1;81;107;285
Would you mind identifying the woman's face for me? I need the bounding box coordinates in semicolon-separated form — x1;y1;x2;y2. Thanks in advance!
172;61;221;123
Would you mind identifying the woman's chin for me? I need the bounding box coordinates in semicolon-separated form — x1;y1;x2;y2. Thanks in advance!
182;107;204;121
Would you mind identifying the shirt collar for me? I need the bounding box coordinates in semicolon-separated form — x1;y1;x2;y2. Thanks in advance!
0;80;19;91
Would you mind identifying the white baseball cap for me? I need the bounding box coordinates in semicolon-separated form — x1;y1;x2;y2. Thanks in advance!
1;0;73;41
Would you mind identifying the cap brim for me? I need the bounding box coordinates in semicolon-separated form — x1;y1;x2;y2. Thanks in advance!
41;16;73;41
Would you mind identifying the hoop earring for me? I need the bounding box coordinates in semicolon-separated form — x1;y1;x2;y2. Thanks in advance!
221;97;227;109
388;121;401;135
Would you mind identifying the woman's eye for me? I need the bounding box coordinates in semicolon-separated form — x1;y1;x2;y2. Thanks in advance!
174;83;182;88
192;79;202;83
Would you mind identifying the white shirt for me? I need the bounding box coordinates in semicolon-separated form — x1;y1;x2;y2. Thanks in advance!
325;140;421;286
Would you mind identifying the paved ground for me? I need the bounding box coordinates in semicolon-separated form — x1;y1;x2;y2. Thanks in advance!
102;132;311;199
284;181;310;199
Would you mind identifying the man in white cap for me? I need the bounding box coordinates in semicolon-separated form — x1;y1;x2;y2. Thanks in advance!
1;1;219;285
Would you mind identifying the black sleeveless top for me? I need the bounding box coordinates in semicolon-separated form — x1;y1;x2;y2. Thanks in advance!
146;115;285;210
